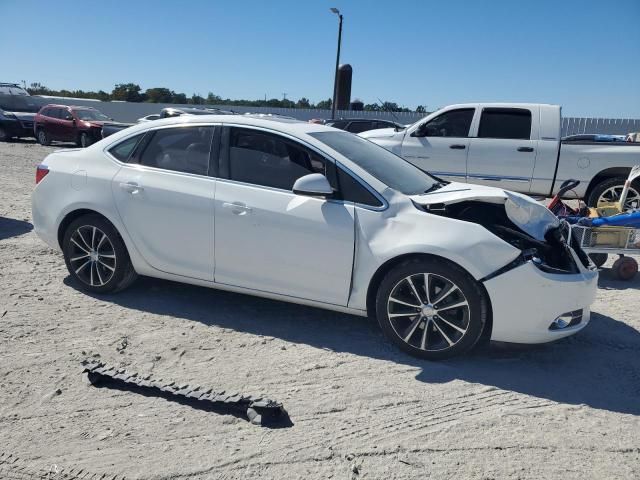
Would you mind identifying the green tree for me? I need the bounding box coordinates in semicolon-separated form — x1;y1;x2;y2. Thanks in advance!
189;94;205;105
296;97;311;108
144;88;173;103
111;83;143;102
415;105;427;113
315;98;332;110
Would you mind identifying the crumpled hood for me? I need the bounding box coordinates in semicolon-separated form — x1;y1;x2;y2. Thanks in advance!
411;182;560;241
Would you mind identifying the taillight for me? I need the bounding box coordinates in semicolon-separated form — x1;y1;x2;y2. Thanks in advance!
35;165;49;184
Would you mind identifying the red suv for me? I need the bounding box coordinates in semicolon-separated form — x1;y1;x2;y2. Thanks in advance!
34;104;117;147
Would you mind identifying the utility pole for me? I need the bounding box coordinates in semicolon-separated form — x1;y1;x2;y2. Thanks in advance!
330;8;343;120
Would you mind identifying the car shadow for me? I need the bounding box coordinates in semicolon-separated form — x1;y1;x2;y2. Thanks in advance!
65;275;640;416
597;267;640;291
0;216;33;240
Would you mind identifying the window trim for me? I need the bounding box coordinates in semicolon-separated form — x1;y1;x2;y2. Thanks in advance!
103;123;220;179
421;107;476;138
476;107;533;140
219;123;388;211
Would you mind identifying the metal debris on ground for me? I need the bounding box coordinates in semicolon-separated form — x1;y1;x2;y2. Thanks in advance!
81;359;289;427
0;452;126;480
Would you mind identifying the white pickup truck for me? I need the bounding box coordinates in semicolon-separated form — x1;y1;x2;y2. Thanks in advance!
360;103;640;207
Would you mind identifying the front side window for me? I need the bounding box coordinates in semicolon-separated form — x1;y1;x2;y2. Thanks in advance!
228;128;326;190
138;126;214;175
478;108;532;140
309;131;438;196
422;108;474;137
109;134;144;162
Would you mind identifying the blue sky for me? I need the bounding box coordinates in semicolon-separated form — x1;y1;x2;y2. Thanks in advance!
2;0;639;117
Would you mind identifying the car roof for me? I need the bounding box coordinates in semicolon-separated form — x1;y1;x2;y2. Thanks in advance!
40;104;98;110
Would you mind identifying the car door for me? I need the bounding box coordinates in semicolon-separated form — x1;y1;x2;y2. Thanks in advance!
111;125;217;280
400;108;475;182
58;107;76;141
214;126;355;306
45;108;63;139
466;107;538;192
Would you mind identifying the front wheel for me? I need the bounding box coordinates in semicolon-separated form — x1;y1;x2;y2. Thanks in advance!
0;126;12;142
37;129;51;146
375;257;488;360
62;214;137;293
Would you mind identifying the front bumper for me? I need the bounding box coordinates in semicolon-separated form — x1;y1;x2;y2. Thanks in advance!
484;259;598;344
1;118;34;138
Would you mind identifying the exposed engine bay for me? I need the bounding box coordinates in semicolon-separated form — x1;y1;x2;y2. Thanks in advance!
416;200;590;274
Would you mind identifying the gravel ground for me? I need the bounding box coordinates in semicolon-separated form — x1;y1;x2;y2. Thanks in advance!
1;139;639;479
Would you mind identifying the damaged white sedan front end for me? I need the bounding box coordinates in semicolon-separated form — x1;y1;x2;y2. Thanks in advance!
409;182;598;344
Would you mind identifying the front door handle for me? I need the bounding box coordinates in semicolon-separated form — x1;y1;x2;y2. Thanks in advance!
517;147;534;152
449;144;466;150
119;182;143;194
222;202;252;215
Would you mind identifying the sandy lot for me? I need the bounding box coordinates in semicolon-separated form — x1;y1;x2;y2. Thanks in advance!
1;140;639;479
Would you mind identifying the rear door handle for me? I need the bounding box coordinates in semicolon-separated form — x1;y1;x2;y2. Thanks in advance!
449;144;466;150
517;147;534;152
222;202;252;215
119;182;143;194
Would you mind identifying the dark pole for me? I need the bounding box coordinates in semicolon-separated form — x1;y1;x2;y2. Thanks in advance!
331;11;343;120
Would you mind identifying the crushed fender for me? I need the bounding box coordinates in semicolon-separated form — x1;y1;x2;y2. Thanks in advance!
81;360;290;427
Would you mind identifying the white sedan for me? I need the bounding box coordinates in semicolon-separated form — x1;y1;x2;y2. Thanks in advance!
32;115;598;359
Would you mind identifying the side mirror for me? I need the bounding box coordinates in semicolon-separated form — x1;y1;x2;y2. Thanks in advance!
292;173;333;198
65;115;74;121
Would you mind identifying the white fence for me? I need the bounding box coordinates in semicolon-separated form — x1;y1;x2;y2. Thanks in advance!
40;97;640;136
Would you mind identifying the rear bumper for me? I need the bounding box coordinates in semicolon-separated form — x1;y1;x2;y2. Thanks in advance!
484;260;598;344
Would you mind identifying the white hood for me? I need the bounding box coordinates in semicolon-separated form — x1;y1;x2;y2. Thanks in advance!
358;127;400;139
411;182;560;241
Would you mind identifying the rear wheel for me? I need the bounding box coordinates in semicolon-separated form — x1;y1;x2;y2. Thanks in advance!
587;177;640;210
375;257;488;360
62;214;137;293
78;132;92;148
0;126;11;142
37;129;51;146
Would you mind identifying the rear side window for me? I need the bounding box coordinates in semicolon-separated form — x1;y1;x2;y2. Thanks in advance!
326;120;348;130
228;127;326;190
109;134;144;162
478;108;532;140
346;121;373;133
138;126;214;175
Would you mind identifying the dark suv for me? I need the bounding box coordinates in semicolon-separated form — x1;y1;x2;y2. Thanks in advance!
34;104;127;147
0;83;42;141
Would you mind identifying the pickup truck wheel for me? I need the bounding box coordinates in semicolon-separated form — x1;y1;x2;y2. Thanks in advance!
375;257;488;360
587;177;640;210
37;129;51;146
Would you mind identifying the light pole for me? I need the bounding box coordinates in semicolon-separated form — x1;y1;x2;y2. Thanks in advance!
330;7;343;120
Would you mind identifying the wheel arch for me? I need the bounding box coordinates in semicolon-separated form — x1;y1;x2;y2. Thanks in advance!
57;208;122;249
365;252;493;341
584;167;632;202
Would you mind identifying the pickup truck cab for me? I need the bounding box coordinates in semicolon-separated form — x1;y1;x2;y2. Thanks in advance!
360;103;640;207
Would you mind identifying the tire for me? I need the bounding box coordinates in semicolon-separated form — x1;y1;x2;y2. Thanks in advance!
62;214;137;293
612;256;638;281
37;129;51;146
375;257;488;360
587;177;640;210
0;126;12;142
79;132;92;148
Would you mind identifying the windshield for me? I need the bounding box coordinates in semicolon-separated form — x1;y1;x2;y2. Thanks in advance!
76;109;110;121
309;131;438;195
